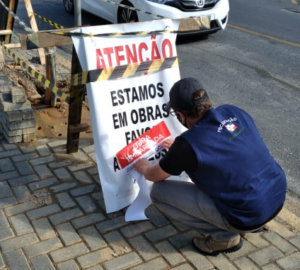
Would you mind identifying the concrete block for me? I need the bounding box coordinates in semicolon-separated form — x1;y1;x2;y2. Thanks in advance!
11;87;27;104
3;249;31;270
22;109;35;120
4;110;23;122
129;236;159;261
24;238;63;258
0;100;31;112
7;119;36;130
3;132;22;143
0;84;12;93
55;222;81;246
23;127;36;135
3;124;22;136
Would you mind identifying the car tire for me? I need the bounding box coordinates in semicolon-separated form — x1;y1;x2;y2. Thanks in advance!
63;0;74;14
118;1;138;23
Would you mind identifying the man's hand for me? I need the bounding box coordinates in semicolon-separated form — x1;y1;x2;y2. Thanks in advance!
162;139;175;150
134;158;149;175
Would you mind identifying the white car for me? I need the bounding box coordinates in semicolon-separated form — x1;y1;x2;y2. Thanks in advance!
63;0;229;35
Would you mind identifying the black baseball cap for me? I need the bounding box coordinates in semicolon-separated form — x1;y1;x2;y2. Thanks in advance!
166;77;207;112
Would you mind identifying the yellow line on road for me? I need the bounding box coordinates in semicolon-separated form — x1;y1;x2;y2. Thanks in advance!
227;24;300;49
291;0;297;4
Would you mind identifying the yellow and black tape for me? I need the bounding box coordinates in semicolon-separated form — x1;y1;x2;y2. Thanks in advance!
71;56;178;86
32;13;65;29
1;45;83;105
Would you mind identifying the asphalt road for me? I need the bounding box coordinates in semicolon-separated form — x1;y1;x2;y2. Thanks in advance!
11;0;300;199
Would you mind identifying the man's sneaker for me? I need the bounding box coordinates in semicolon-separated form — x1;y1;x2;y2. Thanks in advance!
192;235;243;256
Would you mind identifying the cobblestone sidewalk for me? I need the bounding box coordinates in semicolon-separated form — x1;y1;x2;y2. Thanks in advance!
0;138;300;270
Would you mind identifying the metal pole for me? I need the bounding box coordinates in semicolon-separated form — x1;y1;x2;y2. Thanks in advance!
74;0;81;26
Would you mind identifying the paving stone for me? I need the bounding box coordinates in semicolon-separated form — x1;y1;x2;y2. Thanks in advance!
234;257;260;270
15;161;34;175
53;168;72;181
32;218;56;240
28;177;58;191
276;252;300;269
31;255;55;270
249;246;284;266
56;222;81;246
88;153;97;164
49;208;83;225
263;232;297;254
78;226;107;251
92;174;100;184
76;196;97;213
0;233;39;253
0;210;9;229
0;170;19;181
155;240;186;266
81;145;95;154
103;231;131;255
0;158;15;172
12;185;31;202
0;197;17;209
180;245;213;270
78;140;91;148
24;237;63;258
48;140;67;148
0;149;21;159
289;236;300;249
102;252;142;270
36;145;51;156
73;171;93;184
12;152;39;162
9;214;34;235
262;263;282;270
72;212;106;229
70;184;96;197
130;257;168;270
50;243;89;263
87;167;98;175
0;182;12;199
48;160;72;169
8;174;39;186
0;228;14;241
170;264;195;270
19;145;35;153
5;201;36;216
96;216;127;234
56;192;76;209
57;260;80;270
72;149;89;161
50;182;77;193
27;204;61;220
128;235;159;261
3;249;31;270
169;218;191;232
85;265;103;270
145;225;177;242
225;240;256;260
22;127;36;135
120;221;154;238
68;161;94;172
206;253;238;270
145;205;169;227
77;247;114;268
243;233;270;248
34;165;53;179
91;191;103;200
0;253;4;269
265;220;295;239
30;155;56;166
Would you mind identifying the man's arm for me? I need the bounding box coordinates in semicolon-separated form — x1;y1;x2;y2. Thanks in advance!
134;158;171;182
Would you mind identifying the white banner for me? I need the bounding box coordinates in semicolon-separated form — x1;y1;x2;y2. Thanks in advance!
72;19;187;213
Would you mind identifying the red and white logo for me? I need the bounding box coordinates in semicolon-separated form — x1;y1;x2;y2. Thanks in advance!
225;123;237;132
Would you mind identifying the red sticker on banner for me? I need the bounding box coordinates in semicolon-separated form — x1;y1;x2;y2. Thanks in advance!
116;121;171;170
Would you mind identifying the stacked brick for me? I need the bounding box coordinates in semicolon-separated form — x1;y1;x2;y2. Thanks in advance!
0;74;36;143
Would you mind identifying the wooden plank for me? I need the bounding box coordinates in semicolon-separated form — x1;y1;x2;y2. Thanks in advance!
4;0;16;44
67;47;84;154
4;42;21;48
0;30;13;35
23;0;45;64
68;123;91;134
0;46;5;70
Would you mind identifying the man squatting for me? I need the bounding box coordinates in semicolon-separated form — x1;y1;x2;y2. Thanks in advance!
134;77;287;256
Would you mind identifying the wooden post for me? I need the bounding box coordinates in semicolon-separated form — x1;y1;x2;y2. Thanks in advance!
4;0;16;44
0;44;5;70
23;0;45;65
67;47;84;154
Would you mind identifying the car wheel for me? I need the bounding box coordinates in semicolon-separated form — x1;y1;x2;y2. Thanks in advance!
118;2;138;23
63;0;74;14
